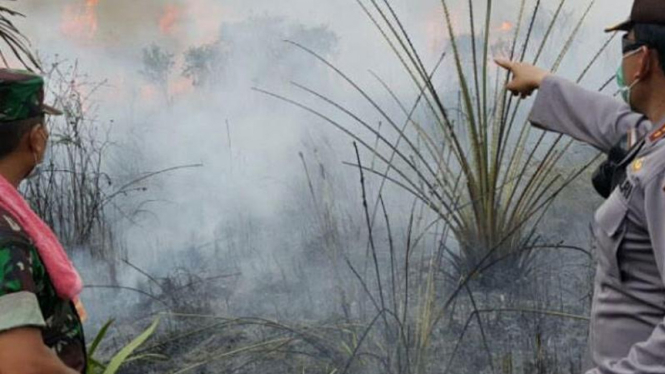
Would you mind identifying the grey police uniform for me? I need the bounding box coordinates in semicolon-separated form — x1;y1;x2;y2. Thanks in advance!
529;75;665;374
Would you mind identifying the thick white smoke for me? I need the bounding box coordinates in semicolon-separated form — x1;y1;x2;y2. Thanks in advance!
9;0;631;327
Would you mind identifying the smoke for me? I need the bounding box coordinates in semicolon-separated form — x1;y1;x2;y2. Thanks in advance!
9;0;632;329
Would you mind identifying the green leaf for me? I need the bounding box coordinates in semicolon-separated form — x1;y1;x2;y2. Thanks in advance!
102;317;160;374
87;358;107;374
124;353;169;364
88;319;114;360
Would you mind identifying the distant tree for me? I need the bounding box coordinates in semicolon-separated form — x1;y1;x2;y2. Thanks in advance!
139;44;175;99
182;42;225;87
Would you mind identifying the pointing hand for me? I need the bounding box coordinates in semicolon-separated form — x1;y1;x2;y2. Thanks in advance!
494;58;551;99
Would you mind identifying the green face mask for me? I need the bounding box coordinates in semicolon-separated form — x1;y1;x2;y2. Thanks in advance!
616;64;630;103
616;49;643;107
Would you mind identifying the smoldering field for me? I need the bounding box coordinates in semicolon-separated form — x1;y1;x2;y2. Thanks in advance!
12;0;631;373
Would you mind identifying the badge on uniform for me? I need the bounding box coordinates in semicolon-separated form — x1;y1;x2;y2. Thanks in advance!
649;122;665;143
633;157;645;172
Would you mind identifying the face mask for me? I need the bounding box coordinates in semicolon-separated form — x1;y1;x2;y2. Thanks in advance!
616;48;644;107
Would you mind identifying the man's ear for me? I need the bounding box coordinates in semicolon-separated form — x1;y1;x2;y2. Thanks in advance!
636;47;654;80
27;124;46;156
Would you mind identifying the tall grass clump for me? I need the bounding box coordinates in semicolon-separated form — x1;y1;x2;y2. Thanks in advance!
258;0;613;287
0;4;40;70
22;62;117;256
23;61;199;259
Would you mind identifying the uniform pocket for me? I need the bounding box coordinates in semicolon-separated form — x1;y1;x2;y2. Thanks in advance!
593;190;629;280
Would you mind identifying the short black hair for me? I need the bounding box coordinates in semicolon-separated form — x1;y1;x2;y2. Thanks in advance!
634;23;665;73
0;116;44;159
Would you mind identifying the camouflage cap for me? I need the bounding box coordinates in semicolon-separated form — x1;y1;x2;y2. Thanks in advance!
0;69;62;123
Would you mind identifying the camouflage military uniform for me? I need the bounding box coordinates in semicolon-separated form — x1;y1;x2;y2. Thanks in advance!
0;207;86;372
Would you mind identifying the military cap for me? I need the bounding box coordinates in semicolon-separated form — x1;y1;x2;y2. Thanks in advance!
606;0;665;32
0;69;62;123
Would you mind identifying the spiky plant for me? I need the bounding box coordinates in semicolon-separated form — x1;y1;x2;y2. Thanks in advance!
259;0;611;288
87;318;163;374
0;2;41;70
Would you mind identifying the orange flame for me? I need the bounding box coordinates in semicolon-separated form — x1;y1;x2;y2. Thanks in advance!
500;21;513;32
61;0;100;42
160;5;182;35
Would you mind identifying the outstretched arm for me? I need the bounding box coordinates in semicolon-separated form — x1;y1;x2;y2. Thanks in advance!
495;59;650;153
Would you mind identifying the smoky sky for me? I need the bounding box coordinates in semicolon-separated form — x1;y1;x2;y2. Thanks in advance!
8;0;631;242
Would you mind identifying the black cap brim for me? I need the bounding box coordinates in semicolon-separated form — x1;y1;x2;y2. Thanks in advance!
42;103;63;116
605;19;633;33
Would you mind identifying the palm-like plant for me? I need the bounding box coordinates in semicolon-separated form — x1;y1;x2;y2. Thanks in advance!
0;3;40;70
260;0;612;287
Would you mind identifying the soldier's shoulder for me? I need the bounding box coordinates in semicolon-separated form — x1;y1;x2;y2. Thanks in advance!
0;207;32;246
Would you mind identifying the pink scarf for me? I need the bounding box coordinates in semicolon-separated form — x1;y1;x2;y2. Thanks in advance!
0;174;82;301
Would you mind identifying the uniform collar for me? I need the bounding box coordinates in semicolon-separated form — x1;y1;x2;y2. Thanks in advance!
644;115;665;148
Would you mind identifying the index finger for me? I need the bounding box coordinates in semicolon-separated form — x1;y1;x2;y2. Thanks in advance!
494;58;514;71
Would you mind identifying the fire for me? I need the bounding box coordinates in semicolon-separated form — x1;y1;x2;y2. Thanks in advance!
61;0;100;42
160;5;182;35
500;21;513;32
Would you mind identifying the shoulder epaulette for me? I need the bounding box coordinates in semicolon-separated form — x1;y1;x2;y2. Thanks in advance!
649;122;665;143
